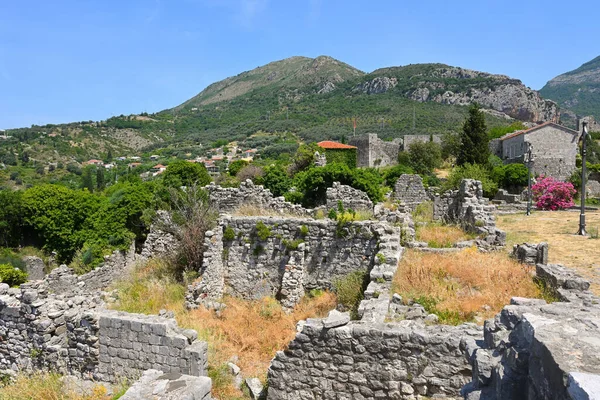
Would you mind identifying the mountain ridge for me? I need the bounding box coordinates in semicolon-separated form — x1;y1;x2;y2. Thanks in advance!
540;55;600;123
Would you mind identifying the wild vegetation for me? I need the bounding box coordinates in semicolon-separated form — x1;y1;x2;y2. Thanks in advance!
110;259;336;399
392;248;541;324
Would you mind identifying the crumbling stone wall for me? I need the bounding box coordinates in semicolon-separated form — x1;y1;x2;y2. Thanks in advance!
187;216;386;308
44;244;138;296
0;282;208;383
326;182;373;212
393;174;429;210
204;180;308;216
267;319;481;399
349;133;401;168
434;179;506;248
463;263;600;400
266;217;485;399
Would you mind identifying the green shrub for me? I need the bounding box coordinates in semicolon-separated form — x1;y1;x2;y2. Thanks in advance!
223;226;236;241
255;221;271;241
444;163;498;198
0;264;28;287
491;163;528;188
333;270;368;320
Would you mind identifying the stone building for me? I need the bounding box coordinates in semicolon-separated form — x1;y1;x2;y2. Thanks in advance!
499;121;579;181
348;133;401;168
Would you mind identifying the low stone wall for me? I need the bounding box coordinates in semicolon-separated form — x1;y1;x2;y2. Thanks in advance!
433;179;506;248
97;310;207;381
462;263;600;400
204;179;308;216
0;283;208;383
493;188;521;204
44;244;139;296
187;216;386;308
326;182;373;213
267;319;481;399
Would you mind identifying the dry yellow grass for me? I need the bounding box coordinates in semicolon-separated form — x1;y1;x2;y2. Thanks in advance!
415;224;474;248
392;248;540;323
0;373;118;400
110;260;336;399
497;210;600;294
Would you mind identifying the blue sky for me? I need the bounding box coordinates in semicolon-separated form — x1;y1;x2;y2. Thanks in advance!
1;0;598;129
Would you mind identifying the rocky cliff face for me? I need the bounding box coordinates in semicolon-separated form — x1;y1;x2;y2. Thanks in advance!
357;66;559;123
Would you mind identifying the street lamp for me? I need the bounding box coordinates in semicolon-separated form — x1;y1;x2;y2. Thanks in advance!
524;142;535;216
577;122;589;236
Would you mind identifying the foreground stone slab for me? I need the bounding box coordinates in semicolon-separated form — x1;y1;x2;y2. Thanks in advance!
121;369;211;400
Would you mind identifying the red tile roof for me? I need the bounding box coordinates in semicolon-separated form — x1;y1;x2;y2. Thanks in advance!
500;122;579;141
317;141;357;149
153;164;166;169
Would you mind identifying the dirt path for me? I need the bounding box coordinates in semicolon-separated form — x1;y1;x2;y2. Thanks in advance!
497;210;600;295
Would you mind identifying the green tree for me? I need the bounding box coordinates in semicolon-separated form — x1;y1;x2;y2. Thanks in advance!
407;141;442;175
96;167;106;190
228;159;249;177
22;185;99;261
458;104;489;166
81;166;94;192
0;190;23;247
259;165;291;197
163;160;212;188
106;149;113;162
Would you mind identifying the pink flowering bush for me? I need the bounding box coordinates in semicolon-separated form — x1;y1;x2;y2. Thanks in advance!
532;176;576;210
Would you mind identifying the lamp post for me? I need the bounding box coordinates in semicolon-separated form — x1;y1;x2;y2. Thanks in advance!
577;122;589;236
525;142;534;216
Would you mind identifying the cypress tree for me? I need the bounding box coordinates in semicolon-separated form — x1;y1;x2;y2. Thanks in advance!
96;167;105;190
81;167;94;192
458;103;489;165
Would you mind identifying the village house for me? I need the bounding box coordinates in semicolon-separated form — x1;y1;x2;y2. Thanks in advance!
151;164;167;176
242;149;257;159
317;141;358;168
83;159;104;166
128;162;142;169
497;122;580;181
150;155;160;161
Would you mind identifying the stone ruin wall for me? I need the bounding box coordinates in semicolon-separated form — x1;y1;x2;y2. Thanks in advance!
187;216;385;309
0;281;207;383
267;214;484;399
393;174;430;211
204;179;309;216
433;179;506;248
463;260;600;400
326;182;374;213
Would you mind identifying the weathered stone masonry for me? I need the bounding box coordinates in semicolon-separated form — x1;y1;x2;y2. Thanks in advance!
0;282;208;383
187;216;387;308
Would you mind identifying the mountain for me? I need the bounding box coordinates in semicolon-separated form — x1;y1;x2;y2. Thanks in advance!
176;56;364;109
540;55;600;125
2;56;560;166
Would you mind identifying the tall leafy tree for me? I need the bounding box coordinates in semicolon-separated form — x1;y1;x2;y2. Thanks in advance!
458;104;489;165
